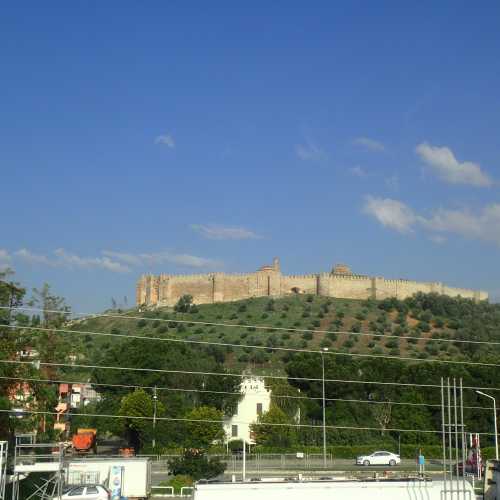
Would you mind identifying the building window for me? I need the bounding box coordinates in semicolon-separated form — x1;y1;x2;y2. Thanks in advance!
256;403;263;415
232;425;238;437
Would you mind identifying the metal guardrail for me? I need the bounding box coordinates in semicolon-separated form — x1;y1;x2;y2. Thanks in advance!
151;485;175;497
180;486;194;497
154;453;335;470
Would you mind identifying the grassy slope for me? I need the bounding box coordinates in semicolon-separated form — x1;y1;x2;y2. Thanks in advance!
68;294;468;375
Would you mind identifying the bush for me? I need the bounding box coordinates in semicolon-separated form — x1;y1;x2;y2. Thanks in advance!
327;331;337;342
168;450;225;480
351;322;362;333
137;319;147;328
302;332;313;341
306;295;314;303
343;339;355;349
162;475;193;494
418;321;431;333
158;326;168;334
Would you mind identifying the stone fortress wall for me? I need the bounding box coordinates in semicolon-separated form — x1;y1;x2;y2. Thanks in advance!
136;258;488;307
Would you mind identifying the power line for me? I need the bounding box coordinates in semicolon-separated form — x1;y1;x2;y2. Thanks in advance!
8;374;489;410
0;408;459;435
5;323;500;370
3;358;500;393
2;305;497;348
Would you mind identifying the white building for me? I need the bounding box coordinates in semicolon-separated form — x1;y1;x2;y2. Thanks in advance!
224;377;271;445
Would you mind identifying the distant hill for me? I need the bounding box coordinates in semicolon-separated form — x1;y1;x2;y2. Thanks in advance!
69;292;500;372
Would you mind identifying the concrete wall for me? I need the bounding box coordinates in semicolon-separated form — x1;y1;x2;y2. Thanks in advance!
136;266;488;307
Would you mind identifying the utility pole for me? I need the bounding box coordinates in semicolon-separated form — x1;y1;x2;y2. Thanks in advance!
321;347;328;469
152;386;158;451
476;390;498;460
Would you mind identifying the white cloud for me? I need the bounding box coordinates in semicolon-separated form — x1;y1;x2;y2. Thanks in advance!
15;248;54;266
190;224;261;240
102;250;222;269
349;166;367;178
353;137;385;152
0;249;11;262
429;234;447;245
363;196;418;233
14;248;130;272
295;140;326;161
53;249;131;273
415;142;492;187
12;247;221;272
364;196;500;247
154;133;175;148
423;204;500;246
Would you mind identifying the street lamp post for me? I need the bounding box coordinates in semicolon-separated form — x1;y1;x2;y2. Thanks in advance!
321;347;328;469
152;386;158;451
476;390;498;460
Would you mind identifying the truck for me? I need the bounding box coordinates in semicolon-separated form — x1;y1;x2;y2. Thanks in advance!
66;458;151;499
71;428;97;454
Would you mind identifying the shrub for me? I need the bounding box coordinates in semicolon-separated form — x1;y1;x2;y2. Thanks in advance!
312;319;321;328
434;317;445;328
163;475;193;495
302;332;313;341
237;304;247;313
343;339;355;349
351;322;362;333
158;326;168;334
306;295;314;303
168;450;225;480
327;331;337;342
137;319;147;328
386;339;399;349
418;321;431;333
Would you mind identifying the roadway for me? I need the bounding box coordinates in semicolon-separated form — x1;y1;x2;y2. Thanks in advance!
150;458;445;486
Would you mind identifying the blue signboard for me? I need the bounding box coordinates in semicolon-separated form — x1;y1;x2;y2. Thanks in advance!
110;465;123;500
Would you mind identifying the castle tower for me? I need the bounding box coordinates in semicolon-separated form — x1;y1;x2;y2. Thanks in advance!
273;257;280;273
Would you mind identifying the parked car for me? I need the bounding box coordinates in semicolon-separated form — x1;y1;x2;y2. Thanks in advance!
356;451;401;466
52;485;110;500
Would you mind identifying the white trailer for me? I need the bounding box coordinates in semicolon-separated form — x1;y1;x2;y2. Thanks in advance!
194;478;475;500
67;458;151;499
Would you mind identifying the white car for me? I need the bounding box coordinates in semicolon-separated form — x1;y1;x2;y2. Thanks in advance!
53;485;110;500
356;451;401;466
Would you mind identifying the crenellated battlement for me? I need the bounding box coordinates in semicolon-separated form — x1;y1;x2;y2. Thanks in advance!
136;258;488;306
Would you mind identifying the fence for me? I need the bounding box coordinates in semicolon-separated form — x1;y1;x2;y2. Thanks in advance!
154;453;335;472
150;485;194;498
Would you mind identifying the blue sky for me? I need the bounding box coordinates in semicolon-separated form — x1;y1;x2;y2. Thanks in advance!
1;2;500;311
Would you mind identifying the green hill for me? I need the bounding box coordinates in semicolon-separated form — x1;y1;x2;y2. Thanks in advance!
70;292;500;370
27;292;500;453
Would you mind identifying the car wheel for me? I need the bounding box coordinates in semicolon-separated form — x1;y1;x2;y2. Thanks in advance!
389;459;396;466
363;460;370;466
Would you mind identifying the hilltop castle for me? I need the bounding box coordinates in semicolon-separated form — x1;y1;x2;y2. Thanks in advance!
136;258;488;307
